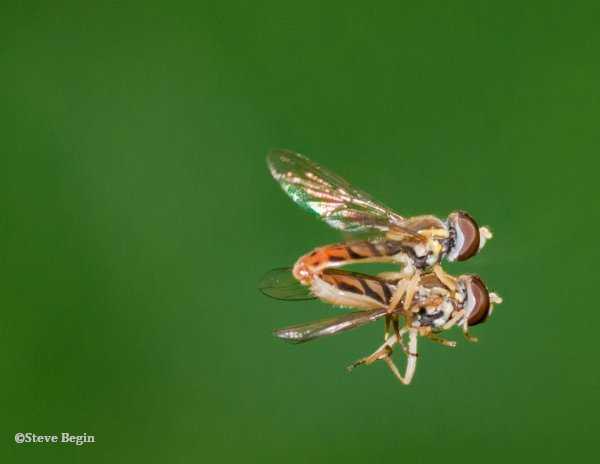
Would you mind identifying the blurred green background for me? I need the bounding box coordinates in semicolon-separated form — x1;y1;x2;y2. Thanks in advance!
2;1;599;462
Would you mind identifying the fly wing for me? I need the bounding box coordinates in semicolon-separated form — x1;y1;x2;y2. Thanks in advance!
259;267;314;301
273;308;388;343
267;149;411;235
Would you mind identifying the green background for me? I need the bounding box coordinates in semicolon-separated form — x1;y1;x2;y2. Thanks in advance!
2;1;599;462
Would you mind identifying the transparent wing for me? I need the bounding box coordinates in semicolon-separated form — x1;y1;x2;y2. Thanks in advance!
273;307;388;343
267;149;408;234
259;267;314;301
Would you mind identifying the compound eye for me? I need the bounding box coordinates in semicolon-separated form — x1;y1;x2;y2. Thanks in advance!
464;275;491;326
447;211;480;262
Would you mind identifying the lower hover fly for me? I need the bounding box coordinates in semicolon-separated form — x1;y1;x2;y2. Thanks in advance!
260;268;502;384
267;149;493;286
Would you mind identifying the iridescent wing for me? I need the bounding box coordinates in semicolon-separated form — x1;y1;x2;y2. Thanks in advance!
268;149;419;236
274;307;388;343
259;267;315;301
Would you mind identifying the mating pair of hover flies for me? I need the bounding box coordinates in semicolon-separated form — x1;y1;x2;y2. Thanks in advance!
260;149;502;385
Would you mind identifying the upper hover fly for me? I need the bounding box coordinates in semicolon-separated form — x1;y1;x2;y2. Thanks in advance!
267;149;493;287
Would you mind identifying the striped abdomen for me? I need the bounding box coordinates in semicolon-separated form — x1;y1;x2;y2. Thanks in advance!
311;270;394;310
292;240;407;284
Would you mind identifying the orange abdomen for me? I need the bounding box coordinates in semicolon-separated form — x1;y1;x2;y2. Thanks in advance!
293;240;405;284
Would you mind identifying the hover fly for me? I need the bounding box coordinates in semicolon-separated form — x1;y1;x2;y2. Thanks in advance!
260;268;502;384
267;149;493;288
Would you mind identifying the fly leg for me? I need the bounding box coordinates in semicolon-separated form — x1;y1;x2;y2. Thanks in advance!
348;328;419;385
377;270;413;283
444;312;478;342
433;264;457;293
461;321;479;343
377;265;414;292
418;326;457;348
384;313;402;342
403;270;421;311
347;344;395;371
384;313;402;343
442;309;465;331
381;270;419;349
378;253;416;282
383;329;419;385
386;274;416;343
399;271;421;329
428;334;457;348
387;278;408;313
348;329;405;370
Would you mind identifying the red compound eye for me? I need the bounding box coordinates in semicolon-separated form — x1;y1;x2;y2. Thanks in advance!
464;275;491;326
447;211;480;262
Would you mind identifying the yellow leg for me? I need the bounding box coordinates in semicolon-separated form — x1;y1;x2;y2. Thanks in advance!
422;328;457;348
348;345;393;370
442;309;464;331
348;329;405;369
462;321;479;343
377;271;409;282
348;328;418;385
388;278;408;312
403;270;421;310
433;264;457;292
385;329;418;385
